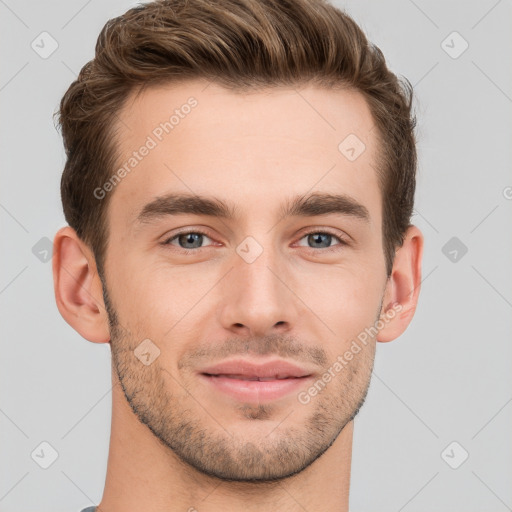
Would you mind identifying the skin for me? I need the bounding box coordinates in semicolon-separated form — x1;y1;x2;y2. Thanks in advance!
53;79;423;512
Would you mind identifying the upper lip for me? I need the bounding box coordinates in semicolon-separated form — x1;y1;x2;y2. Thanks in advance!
199;359;314;379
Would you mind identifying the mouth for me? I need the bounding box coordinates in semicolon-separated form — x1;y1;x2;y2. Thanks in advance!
202;373;311;381
198;359;315;403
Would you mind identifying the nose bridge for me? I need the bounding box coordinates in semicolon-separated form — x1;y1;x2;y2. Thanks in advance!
237;238;281;298
219;234;297;335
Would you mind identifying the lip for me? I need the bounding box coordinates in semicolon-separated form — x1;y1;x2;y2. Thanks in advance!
198;358;315;403
199;358;314;379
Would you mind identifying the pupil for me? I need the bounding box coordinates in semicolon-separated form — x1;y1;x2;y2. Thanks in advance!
180;233;202;249
310;233;330;248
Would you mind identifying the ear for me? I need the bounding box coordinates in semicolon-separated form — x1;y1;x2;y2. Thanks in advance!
52;226;110;343
377;225;424;343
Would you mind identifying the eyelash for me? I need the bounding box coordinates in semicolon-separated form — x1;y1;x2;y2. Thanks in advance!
162;228;348;255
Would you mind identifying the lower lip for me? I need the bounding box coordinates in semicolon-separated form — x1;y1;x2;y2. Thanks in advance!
200;374;313;403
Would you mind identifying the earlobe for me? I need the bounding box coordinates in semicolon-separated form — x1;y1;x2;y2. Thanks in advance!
377;225;424;343
52;226;111;343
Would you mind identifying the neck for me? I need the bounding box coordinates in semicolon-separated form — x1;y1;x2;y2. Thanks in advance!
98;377;353;512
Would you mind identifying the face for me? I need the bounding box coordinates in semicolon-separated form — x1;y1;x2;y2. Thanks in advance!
102;80;388;481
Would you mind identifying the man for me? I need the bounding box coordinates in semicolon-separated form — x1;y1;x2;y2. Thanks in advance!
52;0;423;510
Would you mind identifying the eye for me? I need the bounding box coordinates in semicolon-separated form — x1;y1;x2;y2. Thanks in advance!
295;230;347;252
161;228;348;255
162;230;215;251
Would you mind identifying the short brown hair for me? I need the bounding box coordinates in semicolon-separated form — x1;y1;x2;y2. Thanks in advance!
56;0;417;277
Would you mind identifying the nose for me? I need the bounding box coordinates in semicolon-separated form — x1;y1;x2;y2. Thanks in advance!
218;242;300;338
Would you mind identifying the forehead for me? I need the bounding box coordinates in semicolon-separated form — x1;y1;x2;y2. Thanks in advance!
108;79;381;229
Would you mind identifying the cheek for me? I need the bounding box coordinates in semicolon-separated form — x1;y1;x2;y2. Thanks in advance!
298;265;384;345
109;258;215;334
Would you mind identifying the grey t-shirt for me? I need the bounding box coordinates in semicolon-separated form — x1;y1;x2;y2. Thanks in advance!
81;507;96;512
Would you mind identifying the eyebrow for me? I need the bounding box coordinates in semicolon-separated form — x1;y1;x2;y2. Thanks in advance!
135;192;370;225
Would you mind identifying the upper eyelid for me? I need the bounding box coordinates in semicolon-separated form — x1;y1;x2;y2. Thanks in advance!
295;231;347;244
163;227;348;247
163;229;215;245
295;226;348;240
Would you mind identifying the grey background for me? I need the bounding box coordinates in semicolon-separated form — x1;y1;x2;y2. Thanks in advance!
1;0;511;511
